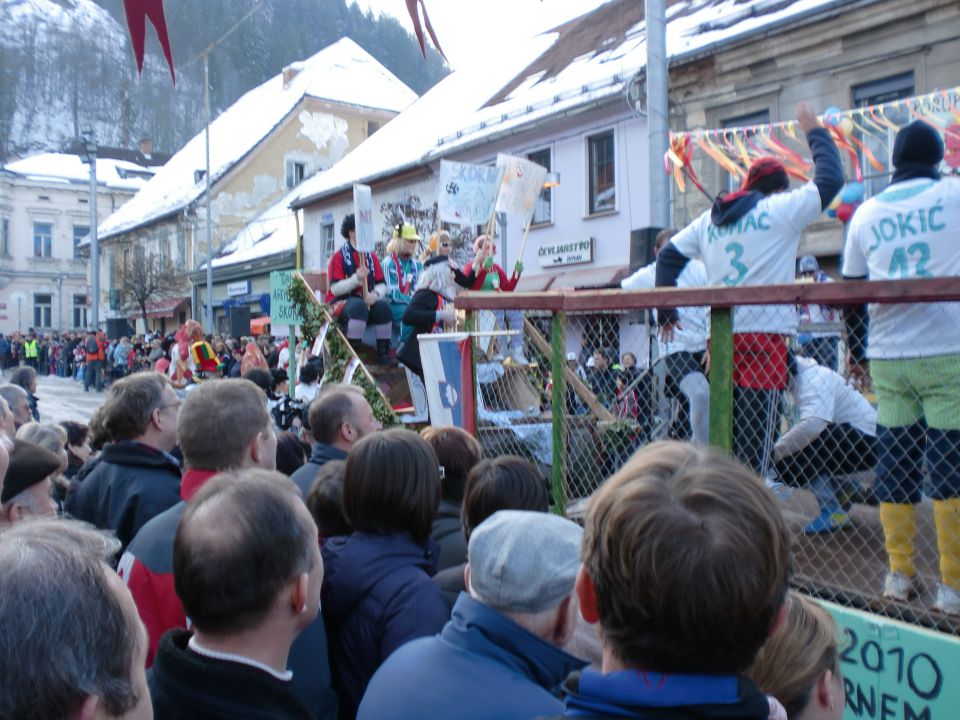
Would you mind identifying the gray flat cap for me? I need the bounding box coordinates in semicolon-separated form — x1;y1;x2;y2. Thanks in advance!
468;509;583;614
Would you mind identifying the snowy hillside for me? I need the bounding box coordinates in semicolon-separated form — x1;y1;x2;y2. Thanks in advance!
0;0;198;160
0;0;447;163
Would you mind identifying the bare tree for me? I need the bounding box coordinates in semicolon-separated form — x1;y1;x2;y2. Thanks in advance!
115;249;186;329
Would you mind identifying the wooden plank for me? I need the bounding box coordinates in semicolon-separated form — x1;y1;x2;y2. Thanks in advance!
456;290;565;312
523;317;614;423
459;277;960;314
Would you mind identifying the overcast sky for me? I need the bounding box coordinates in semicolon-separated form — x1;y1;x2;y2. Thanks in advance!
354;0;611;70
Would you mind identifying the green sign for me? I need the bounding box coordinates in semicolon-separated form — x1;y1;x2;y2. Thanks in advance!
819;600;960;720
269;270;300;327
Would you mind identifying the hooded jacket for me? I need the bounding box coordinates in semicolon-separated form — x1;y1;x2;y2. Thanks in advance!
358;593;587;720
431;498;467;572
322;532;450;719
558;669;771;719
656;126;843;332
290;442;348;497
64;440;181;554
149;629;315;720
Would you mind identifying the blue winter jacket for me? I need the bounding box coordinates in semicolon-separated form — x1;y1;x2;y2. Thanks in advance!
290;443;348;497
358;593;587;720
322;532;450;719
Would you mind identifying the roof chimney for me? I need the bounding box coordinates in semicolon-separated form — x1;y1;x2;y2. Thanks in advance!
139;137;153;159
282;61;306;90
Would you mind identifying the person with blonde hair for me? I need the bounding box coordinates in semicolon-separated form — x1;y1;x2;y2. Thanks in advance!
383;223;423;347
421;229;452;262
748;592;844;720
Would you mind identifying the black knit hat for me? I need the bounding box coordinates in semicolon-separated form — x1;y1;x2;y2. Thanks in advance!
1;440;61;503
892;121;944;169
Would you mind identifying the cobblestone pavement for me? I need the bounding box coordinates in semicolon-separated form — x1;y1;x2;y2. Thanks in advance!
28;373;106;426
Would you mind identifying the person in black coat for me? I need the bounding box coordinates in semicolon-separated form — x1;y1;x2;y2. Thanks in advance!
397;256;458;378
149;470;331;720
322;430;449;719
64;374;181;554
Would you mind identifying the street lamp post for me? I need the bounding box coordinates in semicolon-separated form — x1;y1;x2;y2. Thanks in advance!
79;128;99;329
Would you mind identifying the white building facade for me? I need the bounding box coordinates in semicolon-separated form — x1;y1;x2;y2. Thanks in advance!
0;153;150;336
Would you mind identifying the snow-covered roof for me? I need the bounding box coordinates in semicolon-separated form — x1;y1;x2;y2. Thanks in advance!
98;37;417;241
292;0;847;207
3;153;154;191
206;188;300;269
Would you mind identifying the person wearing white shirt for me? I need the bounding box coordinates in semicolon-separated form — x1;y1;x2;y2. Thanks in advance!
656;103;843;475
294;362;321;405
773;354;876;534
621;229;710;445
842;120;960;614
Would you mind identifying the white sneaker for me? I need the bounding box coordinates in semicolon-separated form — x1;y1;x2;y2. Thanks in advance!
933;583;960;616
883;571;917;602
510;350;530;365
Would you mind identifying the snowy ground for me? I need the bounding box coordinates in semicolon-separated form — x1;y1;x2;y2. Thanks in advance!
28;374;106;426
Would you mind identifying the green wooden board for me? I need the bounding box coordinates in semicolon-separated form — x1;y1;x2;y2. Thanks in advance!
819;600;959;720
269;270;300;327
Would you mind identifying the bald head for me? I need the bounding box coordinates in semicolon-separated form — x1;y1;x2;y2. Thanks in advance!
173;469;317;635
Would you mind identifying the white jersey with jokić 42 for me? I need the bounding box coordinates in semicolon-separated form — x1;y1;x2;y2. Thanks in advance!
842;177;960;360
671;182;823;335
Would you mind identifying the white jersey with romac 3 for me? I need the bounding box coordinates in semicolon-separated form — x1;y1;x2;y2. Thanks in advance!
843;177;960;360
670;182;822;335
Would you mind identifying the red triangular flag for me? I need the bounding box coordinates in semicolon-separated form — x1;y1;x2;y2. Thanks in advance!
123;0;176;84
405;0;446;61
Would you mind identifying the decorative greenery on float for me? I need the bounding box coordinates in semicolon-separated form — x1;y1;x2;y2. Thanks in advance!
286;274;397;427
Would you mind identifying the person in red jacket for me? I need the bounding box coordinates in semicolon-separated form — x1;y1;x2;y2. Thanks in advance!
117;379;338;719
462;235;527;363
324;214;394;365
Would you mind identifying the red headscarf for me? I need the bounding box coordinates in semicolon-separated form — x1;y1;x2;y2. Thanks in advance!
724;157;788;202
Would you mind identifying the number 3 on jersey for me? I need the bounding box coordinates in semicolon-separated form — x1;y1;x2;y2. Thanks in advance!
723;242;748;286
887;242;932;279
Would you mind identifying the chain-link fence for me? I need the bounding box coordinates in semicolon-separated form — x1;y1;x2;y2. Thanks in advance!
458;278;960;635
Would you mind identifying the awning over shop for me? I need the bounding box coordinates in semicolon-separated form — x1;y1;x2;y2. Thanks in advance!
145;296;190;319
250;316;271;334
548;265;629;291
213;293;271;313
514;274;554;292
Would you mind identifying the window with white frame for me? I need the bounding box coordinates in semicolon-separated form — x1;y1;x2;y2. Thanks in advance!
722;110;770;192
34;294;52;328
1;218;8;256
33;222;53;258
526;148;552;226
73;225;89;259
587;131;616;214
286;160;306;189
321;222;335;261
73;295;88;330
853;72;915;197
